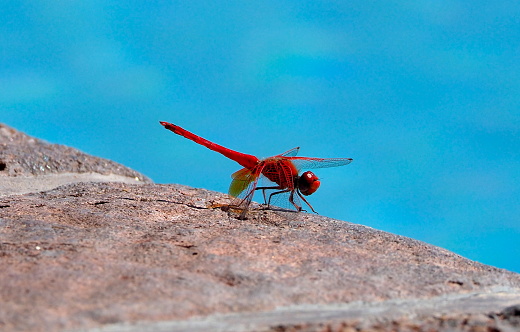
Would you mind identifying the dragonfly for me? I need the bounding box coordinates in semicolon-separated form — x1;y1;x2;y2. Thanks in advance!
160;121;353;218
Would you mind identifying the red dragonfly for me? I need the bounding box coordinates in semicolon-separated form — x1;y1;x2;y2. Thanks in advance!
160;121;353;218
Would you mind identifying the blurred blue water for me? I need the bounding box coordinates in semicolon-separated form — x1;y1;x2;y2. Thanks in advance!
2;1;519;272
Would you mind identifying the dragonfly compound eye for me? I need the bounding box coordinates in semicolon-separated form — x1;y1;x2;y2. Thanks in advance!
299;171;320;196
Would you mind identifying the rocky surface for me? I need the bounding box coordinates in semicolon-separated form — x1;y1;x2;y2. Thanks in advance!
0;123;151;197
1;124;519;332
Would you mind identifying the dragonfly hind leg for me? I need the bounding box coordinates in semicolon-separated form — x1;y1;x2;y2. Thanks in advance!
254;187;315;213
255;186;283;206
263;188;303;212
226;188;255;220
254;186;302;211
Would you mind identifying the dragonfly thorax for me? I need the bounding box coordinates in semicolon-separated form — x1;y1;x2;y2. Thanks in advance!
261;158;299;189
298;171;320;196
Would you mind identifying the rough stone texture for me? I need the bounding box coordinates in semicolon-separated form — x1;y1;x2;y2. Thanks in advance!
1;124;520;332
1;182;520;332
0;123;151;196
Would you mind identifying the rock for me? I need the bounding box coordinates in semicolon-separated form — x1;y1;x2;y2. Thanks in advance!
0;124;519;332
0;123;152;197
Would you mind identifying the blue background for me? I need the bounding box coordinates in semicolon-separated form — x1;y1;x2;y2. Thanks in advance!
2;2;519;273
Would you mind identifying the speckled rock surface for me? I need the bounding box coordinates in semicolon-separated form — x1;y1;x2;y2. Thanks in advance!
0;123;150;180
0;123;151;197
1;182;519;331
1;124;519;332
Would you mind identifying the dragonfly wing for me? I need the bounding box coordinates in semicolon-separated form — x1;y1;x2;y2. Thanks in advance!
229;168;256;197
277;147;300;157
229;165;264;212
229;165;267;198
287;157;353;170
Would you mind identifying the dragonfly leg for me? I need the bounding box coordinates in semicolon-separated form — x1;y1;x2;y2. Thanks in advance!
233;188;256;220
267;189;302;212
238;198;252;220
255;186;283;205
264;189;294;209
253;186;307;213
287;190;303;212
256;187;299;211
296;190;317;214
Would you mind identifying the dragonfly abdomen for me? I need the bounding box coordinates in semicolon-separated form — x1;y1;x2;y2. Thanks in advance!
160;121;259;169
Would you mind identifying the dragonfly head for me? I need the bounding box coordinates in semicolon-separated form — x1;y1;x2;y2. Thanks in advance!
298;171;320;196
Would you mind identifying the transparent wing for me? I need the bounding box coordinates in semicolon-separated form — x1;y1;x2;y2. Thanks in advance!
285;157;353;171
229;164;265;211
276;147;300;157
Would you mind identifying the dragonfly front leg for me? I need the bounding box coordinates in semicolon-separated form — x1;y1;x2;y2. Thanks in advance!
296;190;318;214
287;190;303;212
